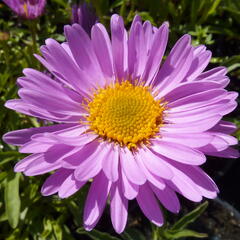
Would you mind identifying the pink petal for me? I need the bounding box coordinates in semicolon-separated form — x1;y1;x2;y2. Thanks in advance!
136;183;164;226
41;168;72;196
74;142;107;181
110;182;128;233
161;132;213;148
210;120;237;134
120;148;146;185
2;124;75;146
185;50;212;81
150;184;180;213
143;22;169;85
137;147;173;179
151;140;206;165
102;144;119;182
204;147;239;159
58;173;86;198
14;153;42;172
91;23;114;80
121;169;139;200
84;172;111;230
135;154;166;189
111;14;128;80
153;36;193;94
24;155;61;176
162;115;222;133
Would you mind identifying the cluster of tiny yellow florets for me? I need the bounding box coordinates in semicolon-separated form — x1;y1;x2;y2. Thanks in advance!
86;81;165;149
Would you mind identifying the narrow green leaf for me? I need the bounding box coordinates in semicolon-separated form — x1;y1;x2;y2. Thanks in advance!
207;0;222;16
171;201;208;231
165;229;207;239
0;171;8;182
76;228;121;240
0;151;22;157
4;172;21;228
53;222;63;240
42;218;53;238
0;157;15;166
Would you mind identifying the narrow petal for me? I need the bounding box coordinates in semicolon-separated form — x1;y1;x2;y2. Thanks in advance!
151;140;206;165
24;155;61;176
111;14;128;80
150;184;180;213
62;141;98;168
153;35;193;93
58;173;86;198
137;147;173;179
74;142;108;181
169;161;219;199
5;99;80;123
197;66;227;80
41;169;72;196
158;81;224;102
136;183;164;226
135;154;166;189
143;22;169;85
203;147;239;159
120;148;146;185
210;120;237;134
162;115;222;133
2;124;75;146
39;38;92;94
14;153;42;172
64;24;105;86
102;144;119;182
84;172;111;230
110;182;128;233
185;50;212;81
91;23;114;80
167;89;227;109
121;169;139;200
161;132;213;148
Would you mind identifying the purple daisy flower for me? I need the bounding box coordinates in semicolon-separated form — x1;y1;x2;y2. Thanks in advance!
71;2;98;36
3;14;239;233
3;0;46;19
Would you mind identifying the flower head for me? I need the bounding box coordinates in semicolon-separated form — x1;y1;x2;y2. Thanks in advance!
3;14;239;233
71;1;98;35
3;0;46;19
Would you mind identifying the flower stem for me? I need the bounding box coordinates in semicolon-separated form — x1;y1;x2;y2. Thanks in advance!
152;224;166;240
27;20;38;68
30;22;37;54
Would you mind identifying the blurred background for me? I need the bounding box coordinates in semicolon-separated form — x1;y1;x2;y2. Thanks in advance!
0;0;239;239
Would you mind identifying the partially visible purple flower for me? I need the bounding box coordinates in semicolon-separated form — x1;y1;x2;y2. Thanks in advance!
71;2;98;35
3;0;46;19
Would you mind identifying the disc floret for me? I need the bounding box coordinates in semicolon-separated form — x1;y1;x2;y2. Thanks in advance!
86;81;165;148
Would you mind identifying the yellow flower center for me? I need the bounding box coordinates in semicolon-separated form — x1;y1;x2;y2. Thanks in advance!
86;81;165;149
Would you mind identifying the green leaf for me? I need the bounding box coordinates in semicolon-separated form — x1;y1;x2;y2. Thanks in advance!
50;0;68;8
171;201;208;231
122;228;146;240
42;218;53;238
0;171;8;182
165;229;207;239
76;228;121;240
53;222;63;240
4;172;21;228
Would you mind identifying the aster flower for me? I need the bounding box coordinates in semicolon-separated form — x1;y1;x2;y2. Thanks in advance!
3;14;239;233
71;1;98;35
3;0;46;19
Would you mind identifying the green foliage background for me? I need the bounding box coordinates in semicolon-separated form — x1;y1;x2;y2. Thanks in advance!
0;0;239;239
